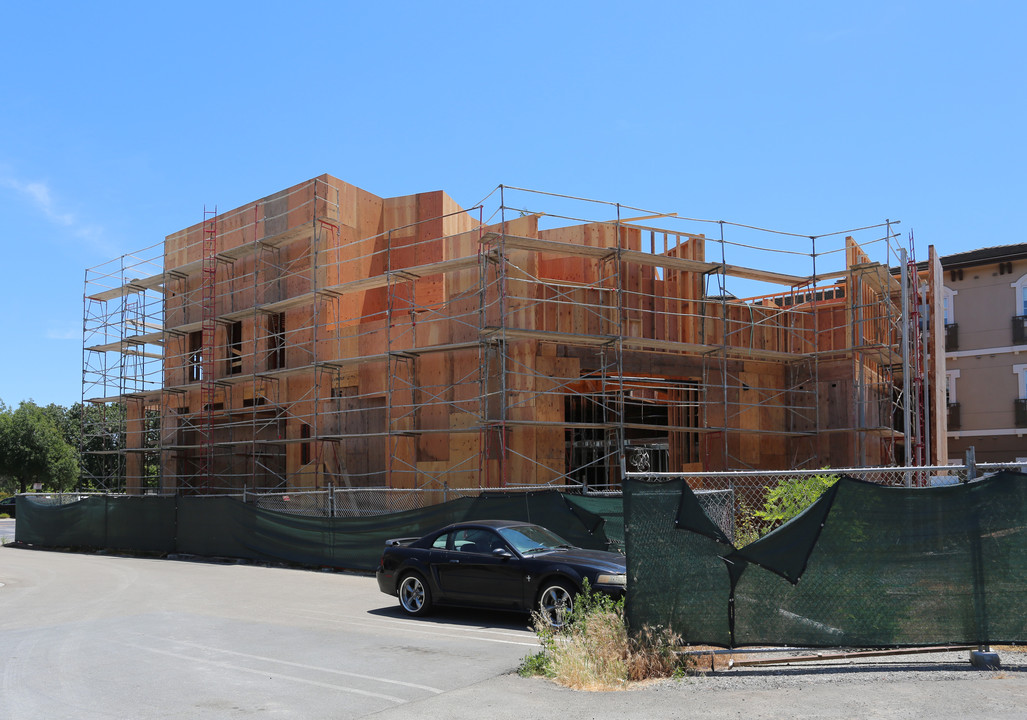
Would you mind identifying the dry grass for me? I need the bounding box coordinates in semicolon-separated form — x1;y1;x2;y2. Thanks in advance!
520;583;691;690
680;645;738;672
625;625;683;682
546;607;630;690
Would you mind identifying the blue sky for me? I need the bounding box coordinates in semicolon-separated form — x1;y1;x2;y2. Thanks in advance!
1;1;1024;407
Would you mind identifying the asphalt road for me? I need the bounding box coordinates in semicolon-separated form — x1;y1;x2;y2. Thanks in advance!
3;542;1027;720
0;544;538;719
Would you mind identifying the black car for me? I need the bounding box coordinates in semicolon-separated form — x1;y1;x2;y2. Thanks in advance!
0;496;15;519
376;519;626;625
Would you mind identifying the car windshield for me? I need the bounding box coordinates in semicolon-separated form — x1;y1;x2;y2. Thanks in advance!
497;524;574;555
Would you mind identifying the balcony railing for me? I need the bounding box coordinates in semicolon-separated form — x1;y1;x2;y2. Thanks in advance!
1014;315;1027;345
1016;399;1027;428
945;323;958;352
947;402;960;430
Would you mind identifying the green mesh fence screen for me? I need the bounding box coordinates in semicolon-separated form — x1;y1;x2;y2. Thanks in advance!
15;490;617;572
15;495;177;553
17;496;109;549
564;494;624;551
624;478;733;644
625;471;1027;648
465;491;615;550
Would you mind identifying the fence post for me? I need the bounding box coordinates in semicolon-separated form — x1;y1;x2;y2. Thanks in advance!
173;492;179;554
963;444;999;666
965;446;976;484
328;481;335;518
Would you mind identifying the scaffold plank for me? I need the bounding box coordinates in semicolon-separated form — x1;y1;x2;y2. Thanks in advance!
851;261;902;295
487;232;806;285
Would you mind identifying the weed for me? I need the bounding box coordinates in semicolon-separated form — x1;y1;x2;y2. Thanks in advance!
518;580;691;689
518;651;552;678
734;498;766;547
732;471;839;546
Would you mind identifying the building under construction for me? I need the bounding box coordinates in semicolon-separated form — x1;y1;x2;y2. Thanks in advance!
81;175;947;499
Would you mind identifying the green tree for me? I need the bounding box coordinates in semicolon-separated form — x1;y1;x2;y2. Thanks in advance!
0;400;79;494
74;401;127;490
42;402;78;449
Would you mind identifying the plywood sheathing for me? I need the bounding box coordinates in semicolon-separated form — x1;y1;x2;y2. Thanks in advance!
927;246;948;465
102;175;924;494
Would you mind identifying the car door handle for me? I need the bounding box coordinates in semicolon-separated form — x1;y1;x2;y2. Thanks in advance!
449;559;460;563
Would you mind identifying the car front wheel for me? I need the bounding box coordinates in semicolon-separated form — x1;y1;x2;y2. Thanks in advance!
538;581;576;627
398;572;432;616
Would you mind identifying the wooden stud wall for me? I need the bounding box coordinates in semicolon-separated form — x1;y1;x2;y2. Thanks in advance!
106;176;921;493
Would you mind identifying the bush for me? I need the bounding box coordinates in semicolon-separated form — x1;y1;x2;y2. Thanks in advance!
756;471;838;526
734;471;839;546
518;580;688;689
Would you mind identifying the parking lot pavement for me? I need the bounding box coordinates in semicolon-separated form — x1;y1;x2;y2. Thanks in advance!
0;544;537;719
5;543;1027;720
369;666;1027;720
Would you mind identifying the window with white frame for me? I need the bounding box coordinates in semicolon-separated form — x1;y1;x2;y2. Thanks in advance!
1016;364;1027;399
942;286;956;324
1015;365;1027;428
1013;274;1027;316
946;370;960;405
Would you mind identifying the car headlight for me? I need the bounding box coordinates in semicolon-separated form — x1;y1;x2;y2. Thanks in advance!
596;573;626;586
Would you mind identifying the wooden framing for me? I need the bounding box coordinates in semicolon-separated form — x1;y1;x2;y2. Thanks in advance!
80;176;942;495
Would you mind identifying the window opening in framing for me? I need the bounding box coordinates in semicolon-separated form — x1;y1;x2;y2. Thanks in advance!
301;422;312;465
188;331;203;382
227;321;243;375
565;395;611;488
267;312;285;370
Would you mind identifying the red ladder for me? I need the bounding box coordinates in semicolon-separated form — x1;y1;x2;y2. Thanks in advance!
200;207;218;490
906;231;927;470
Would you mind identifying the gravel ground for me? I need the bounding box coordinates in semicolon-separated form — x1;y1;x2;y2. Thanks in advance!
369;647;1027;720
632;647;1027;720
681;646;1027;685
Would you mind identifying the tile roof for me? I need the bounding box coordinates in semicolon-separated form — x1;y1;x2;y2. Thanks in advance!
940;243;1027;268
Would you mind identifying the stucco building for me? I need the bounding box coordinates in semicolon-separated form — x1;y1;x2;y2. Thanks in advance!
942;243;1027;464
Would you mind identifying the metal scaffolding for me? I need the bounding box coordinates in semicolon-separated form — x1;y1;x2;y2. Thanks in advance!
80;177;930;503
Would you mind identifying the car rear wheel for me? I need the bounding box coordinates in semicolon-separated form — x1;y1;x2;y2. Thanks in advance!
538;581;576;627
398;572;432;616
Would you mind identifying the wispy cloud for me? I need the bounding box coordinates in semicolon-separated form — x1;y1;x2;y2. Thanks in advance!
1;174;107;250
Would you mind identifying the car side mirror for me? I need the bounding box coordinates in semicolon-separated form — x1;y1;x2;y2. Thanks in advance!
492;547;513;559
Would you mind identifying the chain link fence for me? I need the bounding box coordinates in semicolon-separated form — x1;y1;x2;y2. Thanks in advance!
216;462;1024;534
15;461;1025;532
623;463;1027;648
237;484;595;518
16;492;109;506
9;485;611;518
628;462;1025;546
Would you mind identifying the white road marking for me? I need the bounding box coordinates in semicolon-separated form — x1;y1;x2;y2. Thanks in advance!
294;611;539;647
122;643;407;703
160;638;444;694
